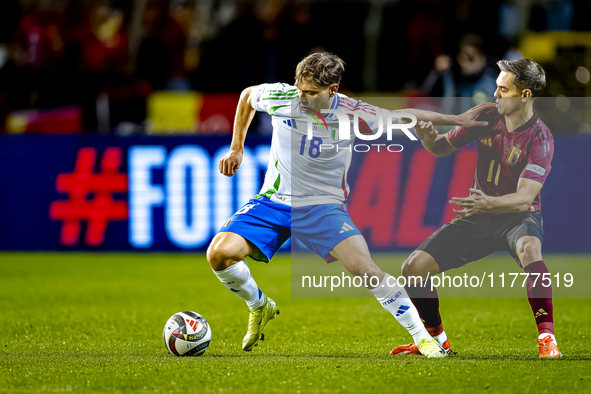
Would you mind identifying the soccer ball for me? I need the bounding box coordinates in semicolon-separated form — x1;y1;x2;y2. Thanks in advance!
162;311;212;356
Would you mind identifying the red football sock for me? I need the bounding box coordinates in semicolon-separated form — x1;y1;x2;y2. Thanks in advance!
426;324;444;337
405;279;442;332
524;260;554;335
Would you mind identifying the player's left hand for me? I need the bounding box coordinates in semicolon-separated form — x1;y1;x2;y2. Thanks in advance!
454;102;496;128
449;188;492;217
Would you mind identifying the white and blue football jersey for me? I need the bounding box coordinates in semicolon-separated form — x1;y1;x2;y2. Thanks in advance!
252;82;387;207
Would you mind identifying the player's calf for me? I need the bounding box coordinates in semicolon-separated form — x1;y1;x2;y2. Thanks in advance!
331;237;435;348
333;235;384;289
208;232;276;349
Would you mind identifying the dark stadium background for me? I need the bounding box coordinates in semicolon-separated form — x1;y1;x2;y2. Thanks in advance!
0;0;589;253
2;2;591;393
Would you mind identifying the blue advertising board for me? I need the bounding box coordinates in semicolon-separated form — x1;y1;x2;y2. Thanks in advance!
0;134;589;252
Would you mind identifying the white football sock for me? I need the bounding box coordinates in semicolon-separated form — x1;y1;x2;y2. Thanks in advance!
213;260;265;309
433;330;448;346
370;273;431;344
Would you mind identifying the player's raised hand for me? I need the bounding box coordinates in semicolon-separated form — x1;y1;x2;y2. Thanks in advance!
455;102;496;128
219;150;243;177
449;188;492;217
415;120;438;143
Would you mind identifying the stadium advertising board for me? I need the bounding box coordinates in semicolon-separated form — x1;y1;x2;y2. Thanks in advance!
0;133;589;253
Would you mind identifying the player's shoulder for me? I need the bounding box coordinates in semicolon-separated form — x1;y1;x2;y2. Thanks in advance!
531;115;553;139
521;113;554;145
336;92;350;101
477;106;503;123
253;83;298;116
258;82;298;95
336;93;354;109
467;106;502;136
254;82;298;102
336;94;379;115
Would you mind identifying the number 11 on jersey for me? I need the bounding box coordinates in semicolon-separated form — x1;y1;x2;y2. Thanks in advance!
487;159;501;186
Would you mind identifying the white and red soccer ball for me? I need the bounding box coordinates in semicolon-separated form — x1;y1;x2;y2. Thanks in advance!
162;311;212;356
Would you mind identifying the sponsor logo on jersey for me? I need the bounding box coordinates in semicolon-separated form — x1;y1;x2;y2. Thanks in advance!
480;136;493;147
526;164;546;176
282;119;298;129
507;145;522;165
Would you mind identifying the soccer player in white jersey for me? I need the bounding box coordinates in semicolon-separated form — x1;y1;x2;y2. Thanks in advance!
207;52;493;358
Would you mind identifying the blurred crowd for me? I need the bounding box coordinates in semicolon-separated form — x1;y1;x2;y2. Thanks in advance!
0;0;590;133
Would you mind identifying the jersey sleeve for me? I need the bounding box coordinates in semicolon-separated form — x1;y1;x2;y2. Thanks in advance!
447;126;478;148
446;107;498;148
338;95;386;134
252;83;298;117
357;103;386;133
520;129;554;185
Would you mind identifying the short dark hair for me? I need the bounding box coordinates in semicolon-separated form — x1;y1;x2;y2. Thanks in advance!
497;58;546;97
295;52;346;87
459;33;485;55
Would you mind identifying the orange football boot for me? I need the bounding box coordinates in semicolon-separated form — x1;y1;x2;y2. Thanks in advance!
537;335;562;358
390;339;451;355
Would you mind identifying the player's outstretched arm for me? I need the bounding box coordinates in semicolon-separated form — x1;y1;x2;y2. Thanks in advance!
449;178;543;217
219;86;258;177
415;120;456;157
402;102;495;128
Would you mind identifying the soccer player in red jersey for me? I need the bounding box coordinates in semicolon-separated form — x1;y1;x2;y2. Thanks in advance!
390;58;561;358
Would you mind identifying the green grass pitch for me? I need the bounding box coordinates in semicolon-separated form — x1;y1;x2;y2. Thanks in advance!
1;252;590;393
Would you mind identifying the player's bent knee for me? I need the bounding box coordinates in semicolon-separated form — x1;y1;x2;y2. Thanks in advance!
517;236;542;265
401;251;438;281
401;259;420;279
206;244;226;271
206;233;249;271
207;244;243;272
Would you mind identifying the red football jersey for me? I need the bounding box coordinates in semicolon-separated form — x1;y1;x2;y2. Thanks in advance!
447;108;553;212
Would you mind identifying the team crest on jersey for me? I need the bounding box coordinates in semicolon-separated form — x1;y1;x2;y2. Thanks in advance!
507;145;522;165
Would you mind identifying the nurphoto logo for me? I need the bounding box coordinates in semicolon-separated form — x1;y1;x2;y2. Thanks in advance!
306;110;418;153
